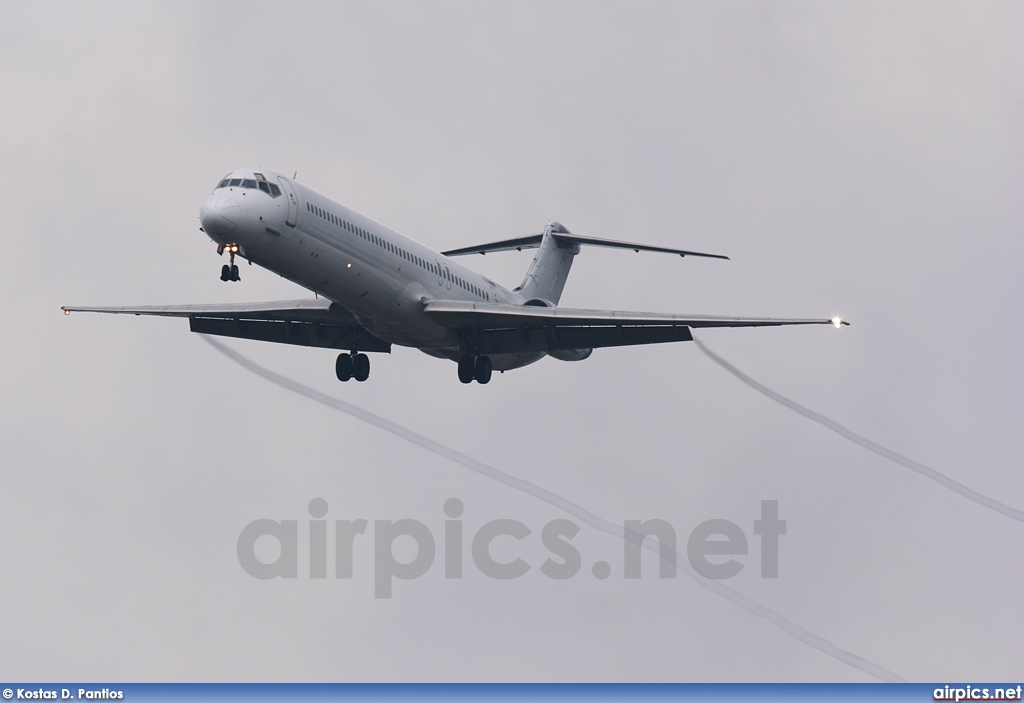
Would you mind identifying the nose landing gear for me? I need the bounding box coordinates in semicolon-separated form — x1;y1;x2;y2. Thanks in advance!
218;244;241;282
220;263;240;282
458;355;492;384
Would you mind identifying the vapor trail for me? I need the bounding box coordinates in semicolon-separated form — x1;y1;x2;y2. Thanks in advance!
202;335;904;682
693;338;1024;524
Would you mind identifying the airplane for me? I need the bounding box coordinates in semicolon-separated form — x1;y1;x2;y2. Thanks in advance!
63;168;847;384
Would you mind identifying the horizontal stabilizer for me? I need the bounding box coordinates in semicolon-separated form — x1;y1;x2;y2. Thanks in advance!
442;233;728;260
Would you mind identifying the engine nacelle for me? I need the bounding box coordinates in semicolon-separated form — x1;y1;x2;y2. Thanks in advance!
520;299;590;360
548;348;593;362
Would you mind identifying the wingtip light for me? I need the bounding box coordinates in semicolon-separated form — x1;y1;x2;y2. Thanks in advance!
830;316;844;328
64;308;71;316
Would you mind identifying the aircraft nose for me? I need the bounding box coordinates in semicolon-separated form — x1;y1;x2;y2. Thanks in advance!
200;194;241;239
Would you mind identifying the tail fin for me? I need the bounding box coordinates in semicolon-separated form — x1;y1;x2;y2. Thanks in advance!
515;222;579;304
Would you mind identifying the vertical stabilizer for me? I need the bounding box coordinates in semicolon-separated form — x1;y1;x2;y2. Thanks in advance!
515;221;580;304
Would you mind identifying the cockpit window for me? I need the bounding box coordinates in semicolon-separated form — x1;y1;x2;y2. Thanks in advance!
216;175;282;197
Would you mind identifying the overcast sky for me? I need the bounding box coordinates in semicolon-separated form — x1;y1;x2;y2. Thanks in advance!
1;0;1021;683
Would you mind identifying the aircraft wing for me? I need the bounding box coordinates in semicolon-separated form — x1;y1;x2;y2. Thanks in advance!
423;300;845;353
62;300;392;353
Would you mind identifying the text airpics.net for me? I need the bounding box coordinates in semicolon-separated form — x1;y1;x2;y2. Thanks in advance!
237;498;787;598
934;685;1023;701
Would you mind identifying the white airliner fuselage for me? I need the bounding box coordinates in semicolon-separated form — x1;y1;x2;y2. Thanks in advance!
65;167;844;384
200;169;537;370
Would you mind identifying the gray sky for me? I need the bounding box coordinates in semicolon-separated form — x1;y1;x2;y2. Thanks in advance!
1;0;1021;682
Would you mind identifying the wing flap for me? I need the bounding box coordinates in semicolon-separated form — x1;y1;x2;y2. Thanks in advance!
188;317;391;352
473;324;694;354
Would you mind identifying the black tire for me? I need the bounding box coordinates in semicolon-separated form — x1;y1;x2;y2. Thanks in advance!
230;264;240;281
352;353;370;382
335;353;353;382
475;355;492;384
457;355;475;384
220;264;230;281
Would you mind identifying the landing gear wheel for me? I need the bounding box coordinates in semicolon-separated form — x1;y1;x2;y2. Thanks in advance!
457;355;475;384
474;355;492;384
335;353;353;382
220;264;230;281
230;264;240;281
352;353;370;382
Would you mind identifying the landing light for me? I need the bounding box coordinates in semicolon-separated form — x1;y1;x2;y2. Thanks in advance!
64;309;70;316
347;263;352;268
831;316;843;328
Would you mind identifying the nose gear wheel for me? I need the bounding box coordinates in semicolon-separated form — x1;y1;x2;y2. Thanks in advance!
220;250;240;282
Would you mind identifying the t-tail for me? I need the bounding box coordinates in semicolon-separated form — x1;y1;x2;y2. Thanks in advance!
441;221;730;306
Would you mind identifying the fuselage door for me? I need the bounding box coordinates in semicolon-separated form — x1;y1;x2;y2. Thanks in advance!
276;176;298;227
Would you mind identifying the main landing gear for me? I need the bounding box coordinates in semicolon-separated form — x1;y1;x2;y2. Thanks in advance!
336;352;370;382
458;355;492;384
219;244;241;282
